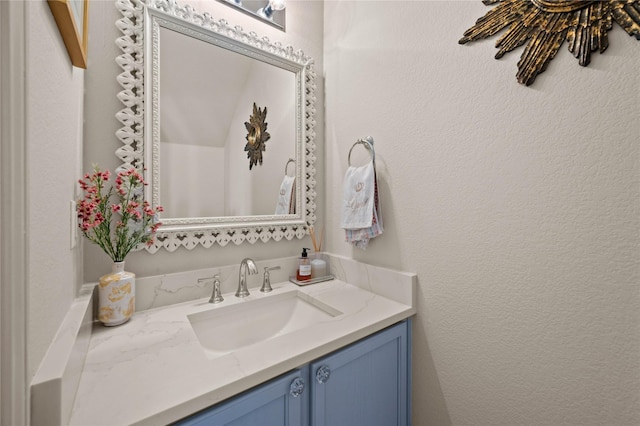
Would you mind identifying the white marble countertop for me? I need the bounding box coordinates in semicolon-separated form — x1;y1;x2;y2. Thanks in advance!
69;278;415;425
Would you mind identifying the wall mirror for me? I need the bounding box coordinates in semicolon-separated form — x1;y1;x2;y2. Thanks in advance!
114;0;316;251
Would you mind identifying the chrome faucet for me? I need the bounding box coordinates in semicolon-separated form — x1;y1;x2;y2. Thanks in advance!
236;258;258;297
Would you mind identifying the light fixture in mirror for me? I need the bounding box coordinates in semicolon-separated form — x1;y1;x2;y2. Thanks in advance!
114;0;316;251
216;0;285;31
257;0;285;20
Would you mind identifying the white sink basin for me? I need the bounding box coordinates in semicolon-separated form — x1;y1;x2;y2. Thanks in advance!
187;290;342;357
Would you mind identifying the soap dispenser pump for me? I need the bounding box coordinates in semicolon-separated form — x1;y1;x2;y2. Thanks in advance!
296;248;312;281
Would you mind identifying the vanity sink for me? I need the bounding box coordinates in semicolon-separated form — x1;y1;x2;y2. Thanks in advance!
187;290;342;357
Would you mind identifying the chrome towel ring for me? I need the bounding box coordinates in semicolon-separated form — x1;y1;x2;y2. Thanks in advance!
348;136;375;166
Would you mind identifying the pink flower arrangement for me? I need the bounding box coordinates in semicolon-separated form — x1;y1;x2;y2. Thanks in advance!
77;165;163;262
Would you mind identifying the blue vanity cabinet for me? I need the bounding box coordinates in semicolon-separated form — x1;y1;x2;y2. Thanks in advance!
310;320;410;426
175;366;310;426
175;320;410;426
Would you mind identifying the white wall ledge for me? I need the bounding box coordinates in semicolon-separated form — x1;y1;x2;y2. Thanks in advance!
30;284;95;426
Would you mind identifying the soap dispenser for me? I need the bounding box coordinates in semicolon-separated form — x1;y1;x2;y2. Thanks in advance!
296;248;312;281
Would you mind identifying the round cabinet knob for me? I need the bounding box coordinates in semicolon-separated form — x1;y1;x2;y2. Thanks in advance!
316;365;331;384
289;377;305;398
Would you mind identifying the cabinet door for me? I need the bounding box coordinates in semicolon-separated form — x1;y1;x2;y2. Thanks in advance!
176;366;309;426
310;321;410;426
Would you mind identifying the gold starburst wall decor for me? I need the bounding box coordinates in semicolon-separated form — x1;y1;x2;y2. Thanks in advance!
459;0;640;86
244;103;271;170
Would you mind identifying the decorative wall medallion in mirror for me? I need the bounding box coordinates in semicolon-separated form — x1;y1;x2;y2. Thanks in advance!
115;0;316;251
460;0;640;86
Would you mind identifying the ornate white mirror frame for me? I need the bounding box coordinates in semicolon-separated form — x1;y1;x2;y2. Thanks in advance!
114;0;317;251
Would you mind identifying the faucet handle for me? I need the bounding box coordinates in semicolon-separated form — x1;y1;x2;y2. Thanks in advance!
210;274;224;304
199;274;224;304
261;266;281;293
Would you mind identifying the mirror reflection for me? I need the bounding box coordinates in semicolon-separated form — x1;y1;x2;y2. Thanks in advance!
214;0;286;31
158;26;296;218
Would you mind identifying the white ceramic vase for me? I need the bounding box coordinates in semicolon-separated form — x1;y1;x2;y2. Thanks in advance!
98;261;135;326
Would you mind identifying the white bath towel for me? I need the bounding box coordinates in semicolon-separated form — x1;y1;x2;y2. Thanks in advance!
341;161;376;229
275;175;296;215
